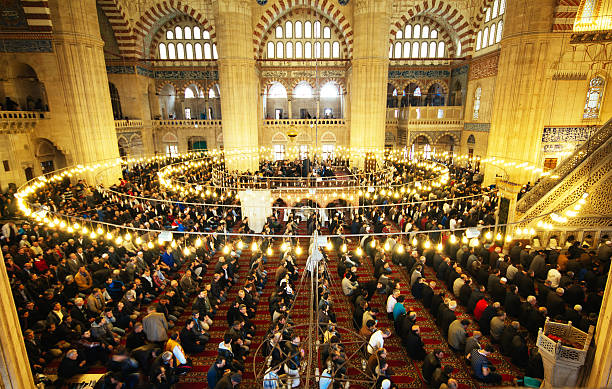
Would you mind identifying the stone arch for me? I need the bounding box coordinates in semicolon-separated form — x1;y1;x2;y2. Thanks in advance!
433;132;459;144
475;0;497;26
253;0;353;58
261;78;292;95
162;131;178;143
319;78;346;94
390;14;456;56
424;79;449;94
96;0;136;58
272;132;289;143
391;0;472;57
320;131;337;143
404;80;427;94
410;132;433;145
149;14;215;59
296;132;312;144
134;1;215;58
467;134;476;144
156;81;178;94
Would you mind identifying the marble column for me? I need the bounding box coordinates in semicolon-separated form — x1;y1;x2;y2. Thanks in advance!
288;98;293;119
349;0;390;167
485;0;557;184
49;0;122;184
214;0;259;171
0;251;35;388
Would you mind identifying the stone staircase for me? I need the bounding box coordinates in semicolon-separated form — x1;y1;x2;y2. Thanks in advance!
516;117;612;227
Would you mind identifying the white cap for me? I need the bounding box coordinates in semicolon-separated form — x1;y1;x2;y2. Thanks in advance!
574;305;582;312
381;379;391;389
102;253;108;258
500;277;507;284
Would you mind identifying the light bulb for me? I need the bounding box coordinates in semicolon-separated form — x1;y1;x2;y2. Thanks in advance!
412;237;418;246
496;233;502;241
424;240;431;249
266;246;273;256
89;231;97;239
223;245;230;254
370;240;376;248
449;235;457;244
462;236;468;244
135;236;142;245
340;243;347;253
195;238;202;247
437;243;443;251
281;242;288;252
124;232;131;241
251;241;258;251
73;223;80;230
106;232;112;240
147;241;154;249
505;235;513;242
67;226;74;233
384;242;391;251
485;231;492;240
295;246;302;255
183;247;190;256
96;227;103;235
170;240;177;248
237;240;244;250
326;241;333;251
115;236;123;245
355;247;363;256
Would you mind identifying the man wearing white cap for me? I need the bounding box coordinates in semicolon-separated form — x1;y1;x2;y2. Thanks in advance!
546;264;562;288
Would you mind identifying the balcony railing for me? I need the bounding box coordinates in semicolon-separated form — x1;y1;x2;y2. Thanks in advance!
386;106;464;124
1;110;47;133
114;119;223;130
263;118;346;126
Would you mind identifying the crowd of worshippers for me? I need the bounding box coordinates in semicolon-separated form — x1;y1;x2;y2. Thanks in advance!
2;195;275;389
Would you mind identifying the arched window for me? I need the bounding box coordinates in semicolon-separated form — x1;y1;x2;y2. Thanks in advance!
276;26;283;38
431;29;438;38
177;43;185;59
323;26;331;39
276;41;284;58
483;27;489;47
168;43;176;59
204;43;212;59
332;41;340;58
294;81;313;98
412;42;420;58
584;76;605;119
394;42;402;58
166;30;174;40
490;24;496;46
286;42;293;58
268;42;274;58
268;82;287;98
321;82;339;98
457;41;462;56
213;44;218;59
109;82;122;119
429;42;437;57
323;41;331;58
485;7;491;22
295;21;303;38
305;21;312;38
314;42;321;58
414;24;421;39
422;25;429;38
467;134;476;144
186;43;193;59
314;21;321;38
493;0;499;18
476;31;482;50
389;46;393;58
159;43;167;59
403;42;411;57
195;43;202;59
421;42;428;58
203;30;210;39
496;21;503;42
185;88;195;99
193;26;201;39
175;26;183;39
305;42;312;58
437;41;445;57
296;42;303;58
285;21;293;38
209;88;216;99
184;26;192;39
500;0;506;15
396;30;403;39
473;87;482;119
413;87;422;97
405;25;412;38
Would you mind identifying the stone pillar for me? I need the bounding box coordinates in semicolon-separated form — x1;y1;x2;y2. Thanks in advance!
288;98;293;119
0;251;36;388
349;0;390;167
485;0;557;184
587;268;612;388
214;0;259;171
49;0;121;184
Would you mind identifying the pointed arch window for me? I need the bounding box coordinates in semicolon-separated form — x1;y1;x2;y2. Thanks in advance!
431;29;438;38
499;0;506;15
305;42;312;58
295;21;303;38
175;26;183;39
485;8;491;22
332;41;340;58
314;21;321;38
186;43;194;59
493;0;499;18
168;43;176;59
429;42;437;57
422;25;430;38
412;42;420;58
396;30;403;39
204;43;212;59
583;76;605;119
276;41;284;58
394;42;402;58
489;24;496;47
195;43;202;59
213;44;218;59
286;42;293;58
193;26;201;39
421;42;428;58
177;43;185;59
405;25;412;38
414;24;421;39
285;21;293;38
473;87;482;119
496;21;503;42
203;30;210;39
403;42;411;57
267;42;275;58
314;42;321;58
437;42;445;57
296;42;303;58
305;21;312;38
276;26;283;38
184;26;192;39
483;27;489;47
159;43;167;59
323;26;331;39
166;30;174;40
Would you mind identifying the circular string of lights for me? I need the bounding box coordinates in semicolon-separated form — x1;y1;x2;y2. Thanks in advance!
15;148;590;258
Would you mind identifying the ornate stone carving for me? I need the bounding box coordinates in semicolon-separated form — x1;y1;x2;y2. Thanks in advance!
468;52;499;80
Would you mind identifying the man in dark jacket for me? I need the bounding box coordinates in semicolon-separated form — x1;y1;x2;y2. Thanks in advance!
422;349;443;383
